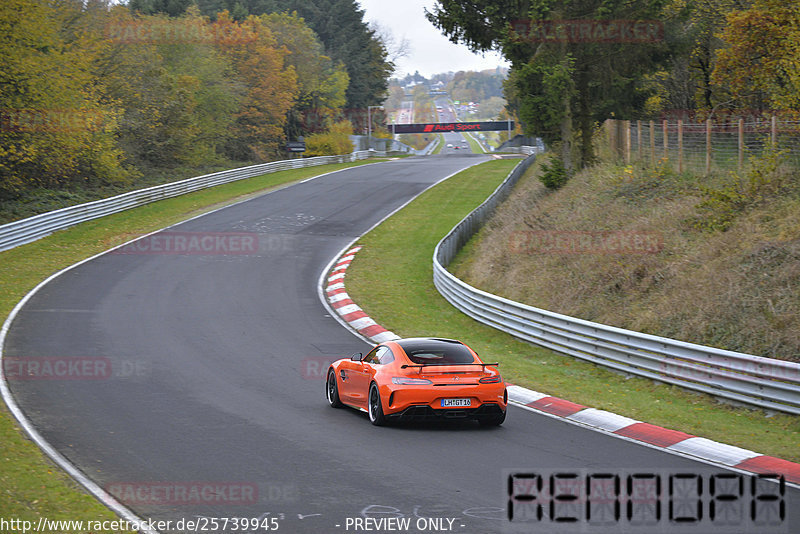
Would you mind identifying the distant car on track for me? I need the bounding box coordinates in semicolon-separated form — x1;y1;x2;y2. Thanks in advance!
326;338;507;426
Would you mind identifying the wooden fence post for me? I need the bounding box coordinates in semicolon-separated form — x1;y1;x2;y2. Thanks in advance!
738;118;744;171
771;115;777;147
614;119;621;159
650;120;656;166
678;119;683;173
624;120;631;164
663;119;669;161
637;120;642;161
705;118;712;175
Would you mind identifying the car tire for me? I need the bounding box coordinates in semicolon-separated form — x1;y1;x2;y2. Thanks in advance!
368;383;387;426
478;410;506;427
326;369;344;408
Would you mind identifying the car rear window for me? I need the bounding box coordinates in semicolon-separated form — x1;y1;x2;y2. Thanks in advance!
399;339;476;364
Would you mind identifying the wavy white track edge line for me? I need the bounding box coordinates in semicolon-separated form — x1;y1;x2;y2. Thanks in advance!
0;161;388;532
0;247;161;534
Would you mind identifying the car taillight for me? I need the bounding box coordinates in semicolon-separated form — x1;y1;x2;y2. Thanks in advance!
392;377;433;385
479;375;502;384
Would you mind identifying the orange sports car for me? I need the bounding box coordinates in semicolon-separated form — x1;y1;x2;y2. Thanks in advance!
326;337;507;426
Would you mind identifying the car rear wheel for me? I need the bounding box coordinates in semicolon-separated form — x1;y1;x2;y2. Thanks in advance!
326;369;344;408
368;384;387;426
478;410;506;426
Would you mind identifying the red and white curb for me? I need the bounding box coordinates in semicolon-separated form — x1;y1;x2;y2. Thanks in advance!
325;246;400;344
325;246;800;486
507;385;800;484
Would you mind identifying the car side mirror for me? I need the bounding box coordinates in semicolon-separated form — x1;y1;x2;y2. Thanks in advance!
350;352;363;361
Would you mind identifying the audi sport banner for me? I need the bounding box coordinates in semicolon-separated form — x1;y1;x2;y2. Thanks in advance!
390;121;513;134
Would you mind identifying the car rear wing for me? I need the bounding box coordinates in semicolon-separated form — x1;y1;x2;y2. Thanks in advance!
401;362;499;369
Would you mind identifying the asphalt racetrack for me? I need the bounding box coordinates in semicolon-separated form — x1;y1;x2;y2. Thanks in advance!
4;153;797;533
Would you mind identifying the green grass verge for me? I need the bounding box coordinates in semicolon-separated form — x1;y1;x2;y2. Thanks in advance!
0;158;383;531
431;135;445;155
344;159;800;462
462;133;486;154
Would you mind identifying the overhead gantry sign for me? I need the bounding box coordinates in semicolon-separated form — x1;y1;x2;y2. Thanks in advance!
390;121;514;134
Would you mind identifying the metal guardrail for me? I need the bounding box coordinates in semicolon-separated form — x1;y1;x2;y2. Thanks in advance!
0;151;376;252
501;146;538;155
433;151;800;414
421;135;441;155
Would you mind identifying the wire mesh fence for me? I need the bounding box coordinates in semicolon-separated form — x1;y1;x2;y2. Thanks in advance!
604;117;800;173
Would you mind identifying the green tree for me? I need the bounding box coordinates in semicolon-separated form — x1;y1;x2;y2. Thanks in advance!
480;96;508;120
286;0;391;109
128;0;194;17
447;70;505;102
262;12;349;139
640;0;746;117
383;84;407;115
428;0;673;169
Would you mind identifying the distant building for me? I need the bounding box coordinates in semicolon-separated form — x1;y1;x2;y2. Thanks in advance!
403;80;427;95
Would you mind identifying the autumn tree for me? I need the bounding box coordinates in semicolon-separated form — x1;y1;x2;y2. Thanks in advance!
262;12;348;139
194;0;392;110
214;12;298;160
713;0;800;113
304;120;355;156
97;6;244;167
0;0;133;199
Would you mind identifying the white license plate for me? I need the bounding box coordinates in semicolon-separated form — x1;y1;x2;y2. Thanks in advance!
441;398;471;408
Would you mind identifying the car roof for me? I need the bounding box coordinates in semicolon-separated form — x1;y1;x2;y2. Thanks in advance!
392;337;475;355
393;337;464;349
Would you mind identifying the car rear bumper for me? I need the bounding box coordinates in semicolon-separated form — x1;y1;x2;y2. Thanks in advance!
381;383;507;417
388;402;505;421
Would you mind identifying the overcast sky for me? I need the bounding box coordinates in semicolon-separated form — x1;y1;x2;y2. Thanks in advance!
357;0;509;78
